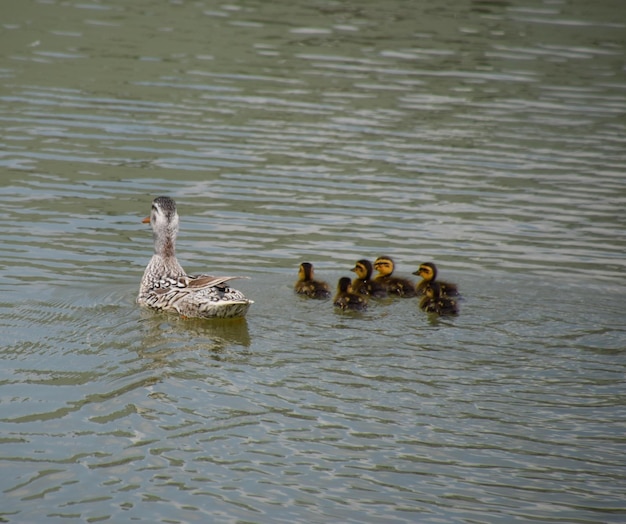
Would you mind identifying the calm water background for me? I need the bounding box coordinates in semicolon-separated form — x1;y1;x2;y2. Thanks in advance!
1;0;625;522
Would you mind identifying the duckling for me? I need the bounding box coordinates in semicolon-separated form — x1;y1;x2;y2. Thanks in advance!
350;259;387;298
413;262;459;297
333;277;368;311
419;282;458;316
294;262;331;299
373;255;416;297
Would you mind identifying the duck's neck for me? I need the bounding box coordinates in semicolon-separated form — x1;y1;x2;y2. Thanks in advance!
160;237;176;258
154;229;177;258
149;252;185;280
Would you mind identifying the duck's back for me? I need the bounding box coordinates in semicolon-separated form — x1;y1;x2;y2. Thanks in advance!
334;292;367;311
352;278;386;298
295;279;331;299
419;295;458;316
416;279;459;297
376;275;416;297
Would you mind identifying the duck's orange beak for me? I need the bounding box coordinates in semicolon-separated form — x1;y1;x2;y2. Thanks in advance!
142;216;150;224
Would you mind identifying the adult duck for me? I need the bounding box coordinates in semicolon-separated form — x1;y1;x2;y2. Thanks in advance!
137;196;253;319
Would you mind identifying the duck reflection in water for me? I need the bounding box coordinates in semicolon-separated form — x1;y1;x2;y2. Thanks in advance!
138;311;251;366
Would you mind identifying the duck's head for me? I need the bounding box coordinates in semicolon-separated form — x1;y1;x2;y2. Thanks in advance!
413;262;437;282
373;255;395;277
337;276;353;293
351;259;373;279
298;262;314;281
143;196;180;254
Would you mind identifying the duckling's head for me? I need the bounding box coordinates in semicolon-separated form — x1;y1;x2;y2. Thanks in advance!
351;259;373;279
143;196;180;255
413;262;437;282
298;262;314;281
337;276;353;293
373;255;395;277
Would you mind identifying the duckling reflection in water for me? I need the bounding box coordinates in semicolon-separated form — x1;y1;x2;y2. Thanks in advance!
294;262;331;299
350;259;387;298
419;282;458;316
334;277;368;311
413;262;459;297
373;255;416;297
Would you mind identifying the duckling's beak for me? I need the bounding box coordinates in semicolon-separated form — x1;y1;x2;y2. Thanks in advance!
350;266;357;272
142;216;151;224
412;269;421;276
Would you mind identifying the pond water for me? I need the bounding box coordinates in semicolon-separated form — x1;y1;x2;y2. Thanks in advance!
1;0;625;522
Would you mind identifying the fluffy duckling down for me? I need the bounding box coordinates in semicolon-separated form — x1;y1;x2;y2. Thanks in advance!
373;255;416;297
294;262;331;299
413;262;459;297
334;277;368;311
350;259;387;298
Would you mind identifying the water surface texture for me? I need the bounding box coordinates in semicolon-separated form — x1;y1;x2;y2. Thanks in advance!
1;0;625;522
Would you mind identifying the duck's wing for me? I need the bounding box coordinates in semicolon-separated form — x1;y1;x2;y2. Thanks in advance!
186;275;249;290
440;280;460;297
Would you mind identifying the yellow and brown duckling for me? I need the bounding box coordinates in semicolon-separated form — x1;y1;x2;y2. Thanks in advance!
373;255;416;297
419;282;459;316
334;277;368;311
350;259;387;298
413;262;459;297
294;262;331;299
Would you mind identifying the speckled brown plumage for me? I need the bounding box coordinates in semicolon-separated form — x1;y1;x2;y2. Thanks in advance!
137;196;252;319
